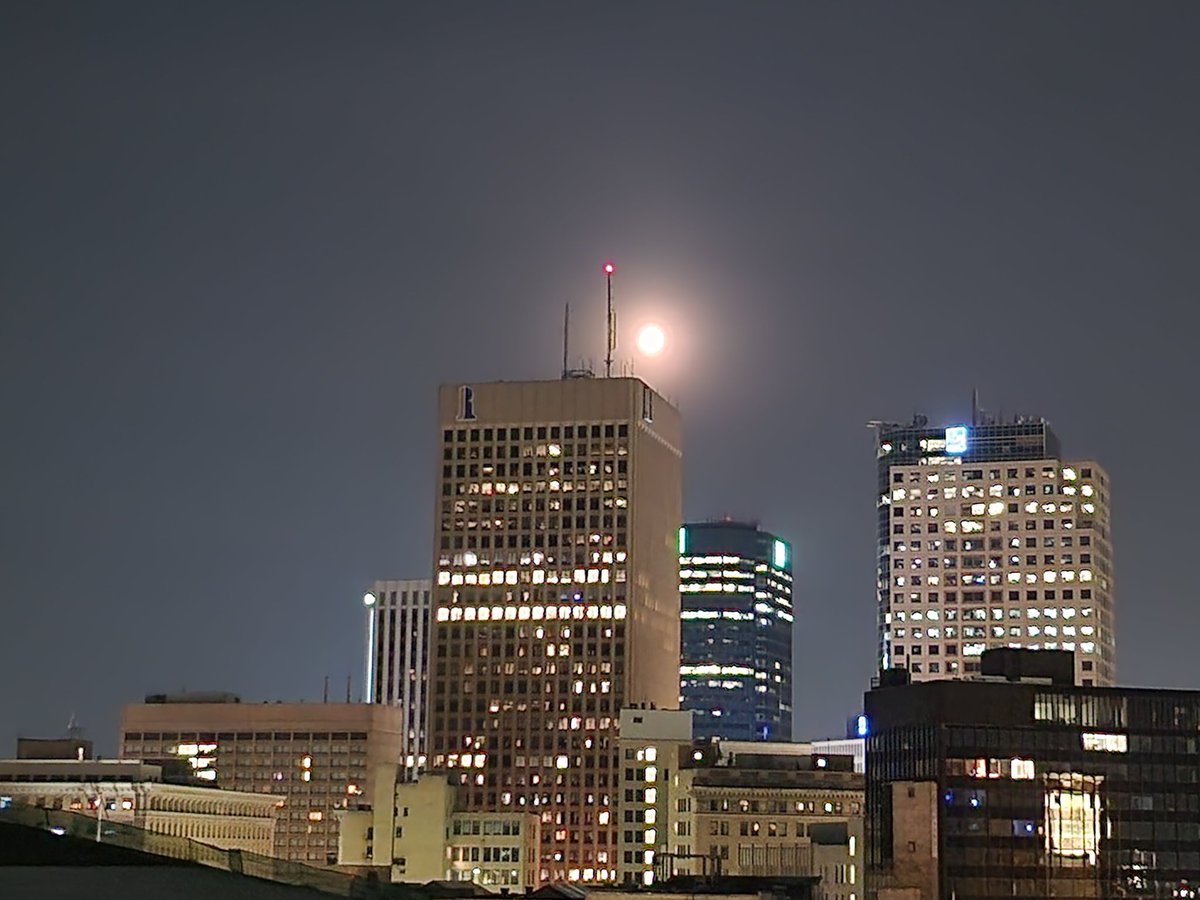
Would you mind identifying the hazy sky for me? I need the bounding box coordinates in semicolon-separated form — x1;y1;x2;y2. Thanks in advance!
3;2;1199;754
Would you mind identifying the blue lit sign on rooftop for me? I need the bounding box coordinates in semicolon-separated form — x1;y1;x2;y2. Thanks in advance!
945;426;969;455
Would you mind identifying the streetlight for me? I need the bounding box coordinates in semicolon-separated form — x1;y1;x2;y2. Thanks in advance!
362;592;377;703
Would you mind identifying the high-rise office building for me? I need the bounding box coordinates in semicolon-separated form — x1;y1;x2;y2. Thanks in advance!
427;377;683;884
678;521;794;741
864;649;1200;899
364;578;432;776
875;415;1114;686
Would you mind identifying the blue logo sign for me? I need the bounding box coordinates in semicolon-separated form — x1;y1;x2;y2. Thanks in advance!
945;426;968;455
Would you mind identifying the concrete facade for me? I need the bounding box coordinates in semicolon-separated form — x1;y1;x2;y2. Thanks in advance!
614;709;863;899
119;697;404;865
337;772;541;890
665;759;863;900
427;378;683;884
0;759;278;855
869;783;938;900
616;707;695;887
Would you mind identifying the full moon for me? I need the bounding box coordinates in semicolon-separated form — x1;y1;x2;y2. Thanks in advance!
636;323;666;356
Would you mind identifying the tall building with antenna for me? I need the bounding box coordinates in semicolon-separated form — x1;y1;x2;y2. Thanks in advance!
874;411;1114;687
426;374;682;885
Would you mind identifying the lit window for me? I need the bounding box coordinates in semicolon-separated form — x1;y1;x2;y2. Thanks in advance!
1011;758;1034;780
1082;733;1126;753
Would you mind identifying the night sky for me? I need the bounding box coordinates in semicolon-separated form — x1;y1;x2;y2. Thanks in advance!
4;3;1199;755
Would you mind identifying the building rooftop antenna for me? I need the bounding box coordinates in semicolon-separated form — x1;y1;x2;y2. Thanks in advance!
604;261;616;377
562;298;595;380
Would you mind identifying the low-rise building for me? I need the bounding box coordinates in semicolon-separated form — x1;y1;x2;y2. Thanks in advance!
865;649;1200;900
616;708;863;899
617;708;696;887
119;692;405;865
0;759;278;855
336;770;541;890
808;740;864;776
668;750;863;900
16;736;93;761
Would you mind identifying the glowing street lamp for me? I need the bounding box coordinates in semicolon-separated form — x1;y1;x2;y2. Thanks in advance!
363;592;377;703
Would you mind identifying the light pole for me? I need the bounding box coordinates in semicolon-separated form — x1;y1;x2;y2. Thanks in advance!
362;592;377;703
80;787;104;842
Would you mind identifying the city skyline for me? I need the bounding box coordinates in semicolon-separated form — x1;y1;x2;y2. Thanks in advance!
6;2;1200;760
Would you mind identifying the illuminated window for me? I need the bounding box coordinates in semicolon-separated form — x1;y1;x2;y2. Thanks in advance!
1011;758;1035;780
1081;732;1127;753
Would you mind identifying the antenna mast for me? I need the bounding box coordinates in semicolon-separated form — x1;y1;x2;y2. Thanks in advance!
604;262;615;377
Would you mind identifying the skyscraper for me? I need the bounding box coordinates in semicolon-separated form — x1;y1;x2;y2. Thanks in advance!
427;377;683;884
678;521;794;741
364;578;432;776
875;415;1114;686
